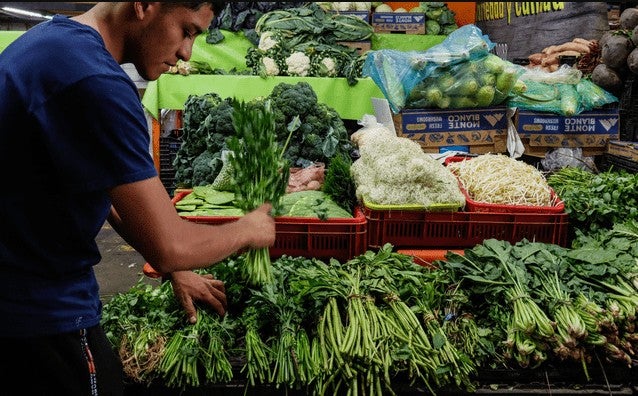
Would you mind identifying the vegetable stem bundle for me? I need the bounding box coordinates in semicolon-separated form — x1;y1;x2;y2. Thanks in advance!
227;99;291;286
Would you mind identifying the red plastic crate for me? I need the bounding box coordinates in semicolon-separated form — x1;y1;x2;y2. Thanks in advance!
173;191;367;262
461;186;565;214
445;155;565;214
363;205;569;249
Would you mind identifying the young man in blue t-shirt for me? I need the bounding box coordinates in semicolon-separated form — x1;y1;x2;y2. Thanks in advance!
0;2;276;394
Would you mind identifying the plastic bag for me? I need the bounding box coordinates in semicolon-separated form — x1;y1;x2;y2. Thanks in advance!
287;162;325;193
540;147;596;172
350;114;395;147
362;24;495;113
405;53;524;109
507;65;618;116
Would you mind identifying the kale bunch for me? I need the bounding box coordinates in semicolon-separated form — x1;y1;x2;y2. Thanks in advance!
207;2;306;45
173;94;235;188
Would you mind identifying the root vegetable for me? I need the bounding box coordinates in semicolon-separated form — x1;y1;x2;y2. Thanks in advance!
528;53;543;64
550;42;590;54
541;54;560;67
556;50;582;58
601;35;634;70
632;25;638;47
571;38;592;46
627;47;638;74
591;63;623;94
620;7;638;30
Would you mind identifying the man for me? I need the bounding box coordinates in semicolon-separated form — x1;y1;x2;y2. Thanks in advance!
0;2;275;394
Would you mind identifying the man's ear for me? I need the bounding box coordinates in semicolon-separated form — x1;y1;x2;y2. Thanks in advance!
133;2;160;21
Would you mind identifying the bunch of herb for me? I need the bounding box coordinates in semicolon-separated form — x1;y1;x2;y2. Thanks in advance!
547;166;638;236
101;279;181;383
322;152;357;215
227;98;291;286
156;310;236;388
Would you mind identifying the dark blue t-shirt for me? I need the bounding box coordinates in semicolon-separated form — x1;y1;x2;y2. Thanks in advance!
0;16;157;337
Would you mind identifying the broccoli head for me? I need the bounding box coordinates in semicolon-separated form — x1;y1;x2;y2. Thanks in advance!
191;149;222;187
269;82;318;119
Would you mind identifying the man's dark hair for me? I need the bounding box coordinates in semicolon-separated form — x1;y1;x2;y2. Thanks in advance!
163;2;226;15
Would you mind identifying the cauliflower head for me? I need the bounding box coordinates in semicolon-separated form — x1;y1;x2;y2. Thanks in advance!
258;31;278;51
285;52;311;77
318;57;338;77
262;56;280;76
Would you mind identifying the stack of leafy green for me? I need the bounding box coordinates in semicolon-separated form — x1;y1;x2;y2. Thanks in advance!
176;188;353;220
547;166;638;236
102;245;477;394
103;221;638;391
245;3;371;85
174;186;243;217
206;2;305;45
172;93;232;187
437;222;638;376
172;82;354;190
412;2;459;35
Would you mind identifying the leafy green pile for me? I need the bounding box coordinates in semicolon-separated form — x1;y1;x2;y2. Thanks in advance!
103;221;638;391
279;190;352;219
173;82;354;189
547;166;638;236
206;2;302;45
246;3;370;84
176;188;353;220
173;93;232;187
437;221;638;374
103;245;477;394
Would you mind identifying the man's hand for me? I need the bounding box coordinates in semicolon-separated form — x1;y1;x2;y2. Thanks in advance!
170;270;227;323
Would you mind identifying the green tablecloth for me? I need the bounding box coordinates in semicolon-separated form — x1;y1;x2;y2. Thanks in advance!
0;31;24;52
371;33;446;51
141;32;446;121
142;74;384;121
190;31;251;71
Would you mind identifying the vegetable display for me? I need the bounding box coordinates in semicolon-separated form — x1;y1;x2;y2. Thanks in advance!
176;188;354;220
362;24;522;113
245;3;370;84
405;53;524;109
590;7;638;97
103;221;638;392
547;166;638;236
173;82;354;189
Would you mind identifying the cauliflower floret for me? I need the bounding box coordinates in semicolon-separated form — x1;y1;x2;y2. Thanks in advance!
258;31;278;51
318;57;338;77
262;56;280;76
332;2;353;11
285;52;311;77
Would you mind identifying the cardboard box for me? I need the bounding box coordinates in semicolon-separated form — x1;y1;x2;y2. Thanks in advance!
331;10;371;23
608;140;638;162
336;40;372;55
515;108;620;156
371;12;426;34
393;106;509;154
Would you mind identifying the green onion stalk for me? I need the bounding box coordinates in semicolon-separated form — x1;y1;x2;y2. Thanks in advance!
227;99;292;286
536;271;588;366
240;306;272;387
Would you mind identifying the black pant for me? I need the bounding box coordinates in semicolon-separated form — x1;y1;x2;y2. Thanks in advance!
0;325;124;396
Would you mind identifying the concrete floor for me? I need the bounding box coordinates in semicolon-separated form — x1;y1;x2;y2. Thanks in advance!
94;222;159;303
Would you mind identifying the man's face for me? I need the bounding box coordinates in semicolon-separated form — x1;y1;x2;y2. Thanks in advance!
132;4;214;81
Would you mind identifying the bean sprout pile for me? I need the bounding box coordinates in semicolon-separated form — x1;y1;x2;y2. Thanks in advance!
447;154;556;207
